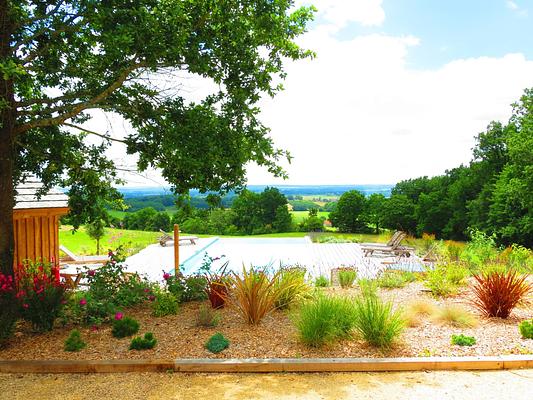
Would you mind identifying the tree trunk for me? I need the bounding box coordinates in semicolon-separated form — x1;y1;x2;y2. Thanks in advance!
0;0;16;276
96;238;100;255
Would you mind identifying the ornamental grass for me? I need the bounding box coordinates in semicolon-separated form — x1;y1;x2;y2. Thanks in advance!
470;269;532;319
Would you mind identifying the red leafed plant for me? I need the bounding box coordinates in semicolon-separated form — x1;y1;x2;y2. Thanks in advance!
470;269;532;318
205;261;230;309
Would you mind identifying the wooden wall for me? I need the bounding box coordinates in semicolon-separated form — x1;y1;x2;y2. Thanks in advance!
13;208;69;267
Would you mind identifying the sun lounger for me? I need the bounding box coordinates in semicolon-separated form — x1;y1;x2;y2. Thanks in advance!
59;245;110;264
360;231;406;248
158;230;198;246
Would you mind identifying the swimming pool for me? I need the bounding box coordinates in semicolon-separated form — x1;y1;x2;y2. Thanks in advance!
179;237;313;275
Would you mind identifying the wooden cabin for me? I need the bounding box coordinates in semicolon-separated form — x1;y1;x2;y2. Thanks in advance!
13;179;69;267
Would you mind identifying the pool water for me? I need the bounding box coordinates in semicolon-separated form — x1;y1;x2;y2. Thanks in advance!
179;237;312;275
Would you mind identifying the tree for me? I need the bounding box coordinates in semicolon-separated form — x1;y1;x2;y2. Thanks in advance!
364;193;385;234
329;190;366;233
85;219;106;255
259;187;288;225
273;205;292;232
0;1;315;274
380;194;416;234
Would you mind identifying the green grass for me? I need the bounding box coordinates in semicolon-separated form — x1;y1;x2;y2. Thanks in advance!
290;211;329;223
59;225;160;256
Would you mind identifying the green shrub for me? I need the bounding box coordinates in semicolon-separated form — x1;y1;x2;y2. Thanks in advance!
314;275;329;287
197;304;221;327
433;305;478;328
112;316;140;338
519;320;533;339
378;270;407;289
165;273;207;302
152;291;179;317
352;286;404;349
64;329;86;352
62;292;117;326
129;332;157;350
445;263;469;286
273;269;310;310
424;266;457;297
338;269;357;288
451;334;476;346
294;295;357;347
205;332;230;353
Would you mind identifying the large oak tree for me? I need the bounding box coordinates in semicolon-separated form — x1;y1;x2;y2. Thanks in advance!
0;0;315;275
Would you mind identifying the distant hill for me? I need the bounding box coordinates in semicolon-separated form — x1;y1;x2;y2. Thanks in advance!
117;184;394;199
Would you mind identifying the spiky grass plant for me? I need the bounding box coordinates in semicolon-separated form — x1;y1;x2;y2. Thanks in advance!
432;304;478;328
294;294;357;348
352;284;404;349
338;269;357;288
273;269;310;310
470;270;532;318
227;266;285;324
196;304;221;327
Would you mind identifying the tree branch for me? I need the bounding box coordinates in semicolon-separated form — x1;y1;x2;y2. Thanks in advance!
61;122;128;144
14;63;145;135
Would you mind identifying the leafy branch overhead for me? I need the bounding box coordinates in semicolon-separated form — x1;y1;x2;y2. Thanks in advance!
4;0;316;225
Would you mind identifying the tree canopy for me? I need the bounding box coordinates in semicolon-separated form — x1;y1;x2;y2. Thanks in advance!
0;0;315;273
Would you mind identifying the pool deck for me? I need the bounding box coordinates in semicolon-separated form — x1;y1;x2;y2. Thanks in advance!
121;237;421;282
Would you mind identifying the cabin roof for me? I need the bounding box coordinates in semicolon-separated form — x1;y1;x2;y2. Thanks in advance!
14;179;69;210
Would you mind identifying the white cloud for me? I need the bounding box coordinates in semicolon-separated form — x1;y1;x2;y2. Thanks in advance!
507;0;519;10
506;0;528;16
295;0;385;29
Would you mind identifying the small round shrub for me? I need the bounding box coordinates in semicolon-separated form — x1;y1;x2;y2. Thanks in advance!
338;269;357;288
451;334;476;346
205;332;230;353
197;304;221;327
112;316;140;338
519;320;533;339
64;329;87;352
129;332;157;350
314;276;329;287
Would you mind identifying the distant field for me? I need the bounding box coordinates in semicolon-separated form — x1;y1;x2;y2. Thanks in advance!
291;210;329;223
108;207;176;220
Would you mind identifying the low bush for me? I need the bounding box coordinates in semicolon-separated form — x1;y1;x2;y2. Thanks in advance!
16;260;67;332
273;269;310;310
470;269;532;318
228;267;284;324
451;334;476;346
445;263;470;286
519;320;533;339
63;292;117;326
197;304;221;327
165;273;207;302
0;272;17;348
424;265;458;297
295;295;357;348
152;291;179;317
205;332;230;353
64;329;86;352
352;285;404;349
338;269;357;288
433;305;478;328
129;332;157;350
112;316;140;338
314;276;329;287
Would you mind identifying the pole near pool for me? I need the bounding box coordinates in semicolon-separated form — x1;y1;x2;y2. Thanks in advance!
174;224;179;275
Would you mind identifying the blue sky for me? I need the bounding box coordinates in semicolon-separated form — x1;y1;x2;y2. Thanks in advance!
333;0;532;68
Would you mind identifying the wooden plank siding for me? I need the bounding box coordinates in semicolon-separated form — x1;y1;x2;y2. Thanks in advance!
12;207;68;268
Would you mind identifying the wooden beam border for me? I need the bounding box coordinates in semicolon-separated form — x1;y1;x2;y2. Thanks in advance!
1;356;532;374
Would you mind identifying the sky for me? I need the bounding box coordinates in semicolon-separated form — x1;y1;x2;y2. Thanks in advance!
88;0;533;187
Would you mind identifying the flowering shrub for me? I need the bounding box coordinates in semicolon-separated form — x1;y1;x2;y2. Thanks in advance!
111;316;140;338
0;272;18;347
164;272;207;302
15;260;66;332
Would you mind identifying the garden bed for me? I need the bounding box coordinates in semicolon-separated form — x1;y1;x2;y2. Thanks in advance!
1;282;531;361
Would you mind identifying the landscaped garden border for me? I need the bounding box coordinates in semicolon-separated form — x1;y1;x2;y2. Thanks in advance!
1;355;532;373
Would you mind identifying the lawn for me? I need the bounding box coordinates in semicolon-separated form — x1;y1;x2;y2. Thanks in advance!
59;225;160;256
291;210;329;223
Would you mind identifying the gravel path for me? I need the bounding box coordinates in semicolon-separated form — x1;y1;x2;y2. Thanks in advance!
1;370;532;399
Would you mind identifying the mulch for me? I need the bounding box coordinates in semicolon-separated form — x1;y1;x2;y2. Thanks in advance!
1;282;532;360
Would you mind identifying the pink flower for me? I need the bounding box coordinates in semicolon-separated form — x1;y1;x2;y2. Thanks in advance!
90;325;98;332
108;250;114;257
148;295;156;302
143;288;150;293
114;312;123;320
79;298;87;306
88;269;96;277
163;272;171;280
22;303;29;309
